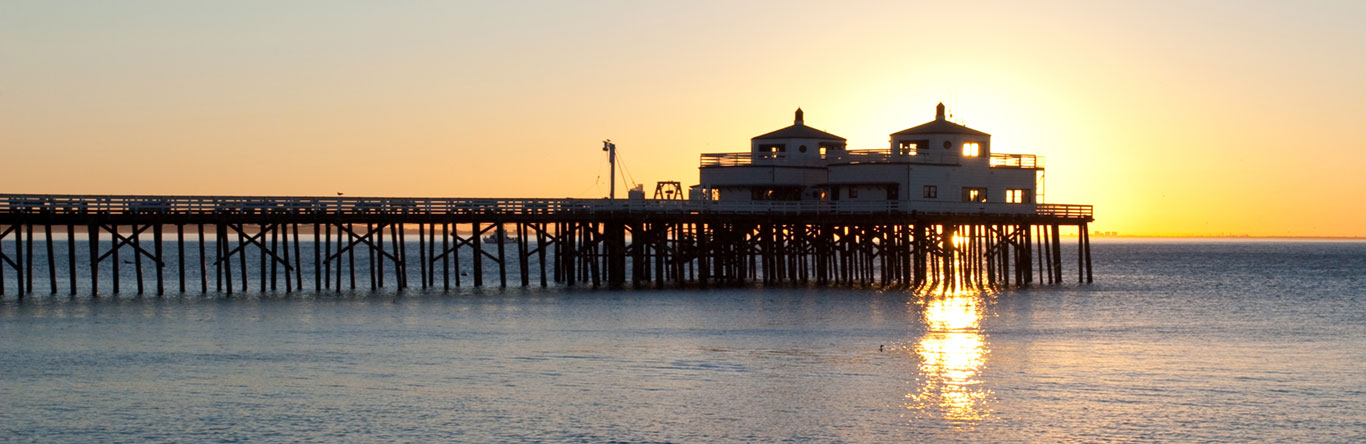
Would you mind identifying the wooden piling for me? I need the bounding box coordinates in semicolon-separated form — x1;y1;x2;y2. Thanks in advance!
346;223;355;290
427;223;436;288
1;226;8;296
442;222;450;290
472;222;483;287
1033;224;1043;284
68;224;77;295
89;223;99;295
259;223;268;293
177;224;186;293
134;225;145;294
314;223;322;291
1077;225;1084;283
369;223;379;289
418;223;427;289
496;223;507;288
281;223;292;293
293;224;302;291
588;223;601;287
518;223;530;287
561;222;574;286
154;223;164;295
26;223;33;293
1082;223;1093;283
45;224;56;293
537;223;548;287
198;224;207;293
220;223;232;295
237;225;247;292
393;222;406;289
111;226;121;294
15;223;26;295
215;224;224;293
452;222;462;288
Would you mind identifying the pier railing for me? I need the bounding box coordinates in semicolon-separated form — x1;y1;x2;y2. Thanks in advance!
1;194;1091;219
1036;203;1093;218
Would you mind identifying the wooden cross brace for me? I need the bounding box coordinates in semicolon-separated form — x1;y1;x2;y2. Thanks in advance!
96;224;164;267
214;223;293;270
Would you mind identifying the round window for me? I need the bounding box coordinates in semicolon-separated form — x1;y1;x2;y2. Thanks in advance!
943;141;952;149
799;145;808;153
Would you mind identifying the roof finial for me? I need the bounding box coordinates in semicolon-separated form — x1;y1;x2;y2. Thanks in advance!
794;107;804;125
936;102;946;121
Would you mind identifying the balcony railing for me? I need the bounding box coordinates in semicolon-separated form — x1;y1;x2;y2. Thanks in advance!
833;149;891;164
989;153;1044;169
699;152;756;167
702;150;1045;168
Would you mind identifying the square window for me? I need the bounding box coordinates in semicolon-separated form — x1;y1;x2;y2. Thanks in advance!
923;185;937;199
898;140;926;156
961;187;987;203
849;188;859;198
962;142;981;157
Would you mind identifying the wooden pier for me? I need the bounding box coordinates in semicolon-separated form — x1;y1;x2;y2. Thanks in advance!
0;194;1093;297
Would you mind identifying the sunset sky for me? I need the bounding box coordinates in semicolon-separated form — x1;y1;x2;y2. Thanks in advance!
3;1;1363;237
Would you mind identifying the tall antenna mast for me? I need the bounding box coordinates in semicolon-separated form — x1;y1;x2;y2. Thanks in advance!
602;139;617;199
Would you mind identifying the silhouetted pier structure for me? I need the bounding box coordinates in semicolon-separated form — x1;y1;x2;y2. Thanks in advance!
0;194;1093;297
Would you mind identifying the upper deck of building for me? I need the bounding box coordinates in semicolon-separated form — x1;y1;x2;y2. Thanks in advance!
700;149;1044;169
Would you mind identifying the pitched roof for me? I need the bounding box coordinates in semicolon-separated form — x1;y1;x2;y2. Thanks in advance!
752;108;846;141
890;103;991;137
890;119;990;137
752;124;847;141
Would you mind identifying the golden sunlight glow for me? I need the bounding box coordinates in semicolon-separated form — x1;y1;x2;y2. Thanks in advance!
2;3;1362;236
905;291;991;424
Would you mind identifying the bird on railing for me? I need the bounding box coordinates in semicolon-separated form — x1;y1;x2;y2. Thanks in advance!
337;192;344;196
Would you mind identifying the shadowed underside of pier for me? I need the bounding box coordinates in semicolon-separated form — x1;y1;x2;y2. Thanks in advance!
0;194;1094;297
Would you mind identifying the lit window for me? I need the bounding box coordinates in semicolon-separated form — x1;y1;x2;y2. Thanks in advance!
1006;188;1031;204
898;140;923;156
962;142;980;157
961;187;986;203
923;185;937;199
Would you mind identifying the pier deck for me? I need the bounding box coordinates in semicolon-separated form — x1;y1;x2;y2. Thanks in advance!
0;194;1093;297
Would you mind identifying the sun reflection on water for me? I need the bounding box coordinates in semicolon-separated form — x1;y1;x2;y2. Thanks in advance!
905;287;992;425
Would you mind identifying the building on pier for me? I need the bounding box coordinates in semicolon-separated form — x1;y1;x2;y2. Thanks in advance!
698;104;1042;213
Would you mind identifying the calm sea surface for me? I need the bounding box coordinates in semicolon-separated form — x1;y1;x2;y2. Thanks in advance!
1;239;1362;443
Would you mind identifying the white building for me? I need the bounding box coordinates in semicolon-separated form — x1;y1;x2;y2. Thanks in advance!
698;104;1043;213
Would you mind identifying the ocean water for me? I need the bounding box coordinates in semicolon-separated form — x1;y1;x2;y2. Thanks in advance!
0;239;1362;443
